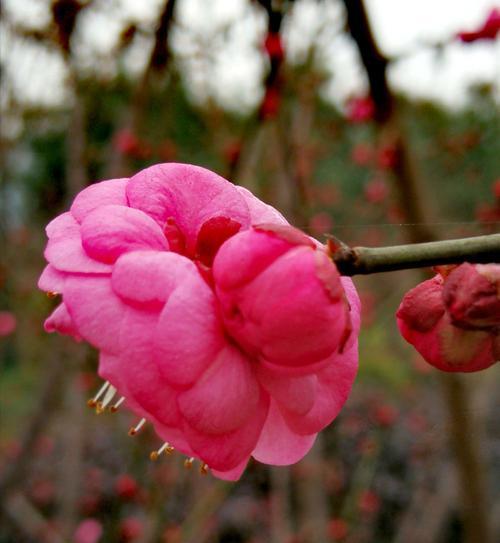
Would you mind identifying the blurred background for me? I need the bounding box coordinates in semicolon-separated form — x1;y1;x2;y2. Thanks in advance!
0;1;499;542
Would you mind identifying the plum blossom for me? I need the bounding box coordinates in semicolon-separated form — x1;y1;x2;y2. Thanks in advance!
39;163;360;480
396;264;499;373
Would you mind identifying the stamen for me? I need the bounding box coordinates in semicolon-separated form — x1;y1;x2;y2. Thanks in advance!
95;385;117;414
128;418;146;436
109;396;125;413
200;463;209;476
184;457;194;470
46;291;59;299
87;381;110;408
150;442;174;461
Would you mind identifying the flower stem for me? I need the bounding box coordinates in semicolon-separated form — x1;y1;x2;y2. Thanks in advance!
328;233;500;276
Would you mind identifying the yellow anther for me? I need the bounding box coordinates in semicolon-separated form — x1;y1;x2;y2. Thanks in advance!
200;463;209;476
184;457;194;470
46;291;59;299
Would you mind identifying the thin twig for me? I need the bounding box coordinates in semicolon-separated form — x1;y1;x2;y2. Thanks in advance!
328;233;500;276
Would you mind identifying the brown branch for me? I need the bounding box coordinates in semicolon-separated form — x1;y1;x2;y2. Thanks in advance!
328;233;500;276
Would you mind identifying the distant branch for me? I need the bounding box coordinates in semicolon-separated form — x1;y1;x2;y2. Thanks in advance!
328;234;500;276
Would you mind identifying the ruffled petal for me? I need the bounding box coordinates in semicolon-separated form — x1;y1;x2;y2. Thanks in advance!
236;186;288;225
44;303;82;340
154;274;225;388
38;265;66;293
70;178;128;223
256;365;317;416
211;458;250;482
280;343;358;435
45;236;112;274
46;212;80;239
252;400;316;465
80;205;167;264
226;247;349;367
63;276;128;354
117;309;182;428
178;345;259;434
111;250;196;308
182;388;269;471
126;163;251;254
213;228;297;291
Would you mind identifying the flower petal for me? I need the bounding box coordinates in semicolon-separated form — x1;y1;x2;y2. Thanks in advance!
45;237;112;274
182;388;269;471
70;178;128;223
63;276;128;354
154;274;225;388
38;265;66;292
252;400;316;465
111;250;196;308
256;365;317;416
226;247;349;367
236;186;288;225
281;343;358;435
178;345;259;434
126;163;250;254
46;212;80;239
44;303;82;340
80;205;167;264
211;458;250;481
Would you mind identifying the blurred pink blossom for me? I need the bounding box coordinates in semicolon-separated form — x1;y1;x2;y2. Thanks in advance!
74;518;103;543
0;311;16;337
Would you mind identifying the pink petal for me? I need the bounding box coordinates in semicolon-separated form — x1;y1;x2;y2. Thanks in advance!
126;163;250;254
116;309;182;428
70;178;128;223
111;251;196;308
211;458;250;481
213;228;297;291
38;265;66;292
182;388;269;471
256;365;317;416
80;205;167;264
252;400;316;465
63;276;128;354
46;212;80;239
45;237;112;274
154;274;225;388
236;186;288;225
178;345;259;434
341;276;361;352
280;343;358;435
224;246;349;368
44;303;82;340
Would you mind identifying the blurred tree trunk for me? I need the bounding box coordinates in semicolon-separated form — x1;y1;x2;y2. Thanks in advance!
106;0;177;178
341;2;492;543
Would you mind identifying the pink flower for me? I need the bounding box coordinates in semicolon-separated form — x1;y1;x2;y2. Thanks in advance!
264;32;285;62
0;311;16;337
364;178;389;204
74;518;103;543
458;8;500;43
396;266;499;373
345;96;374;123
39;163;360;480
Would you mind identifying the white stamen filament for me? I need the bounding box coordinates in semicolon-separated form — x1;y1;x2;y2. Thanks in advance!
128;418;146;436
110;396;125;412
87;381;110;407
